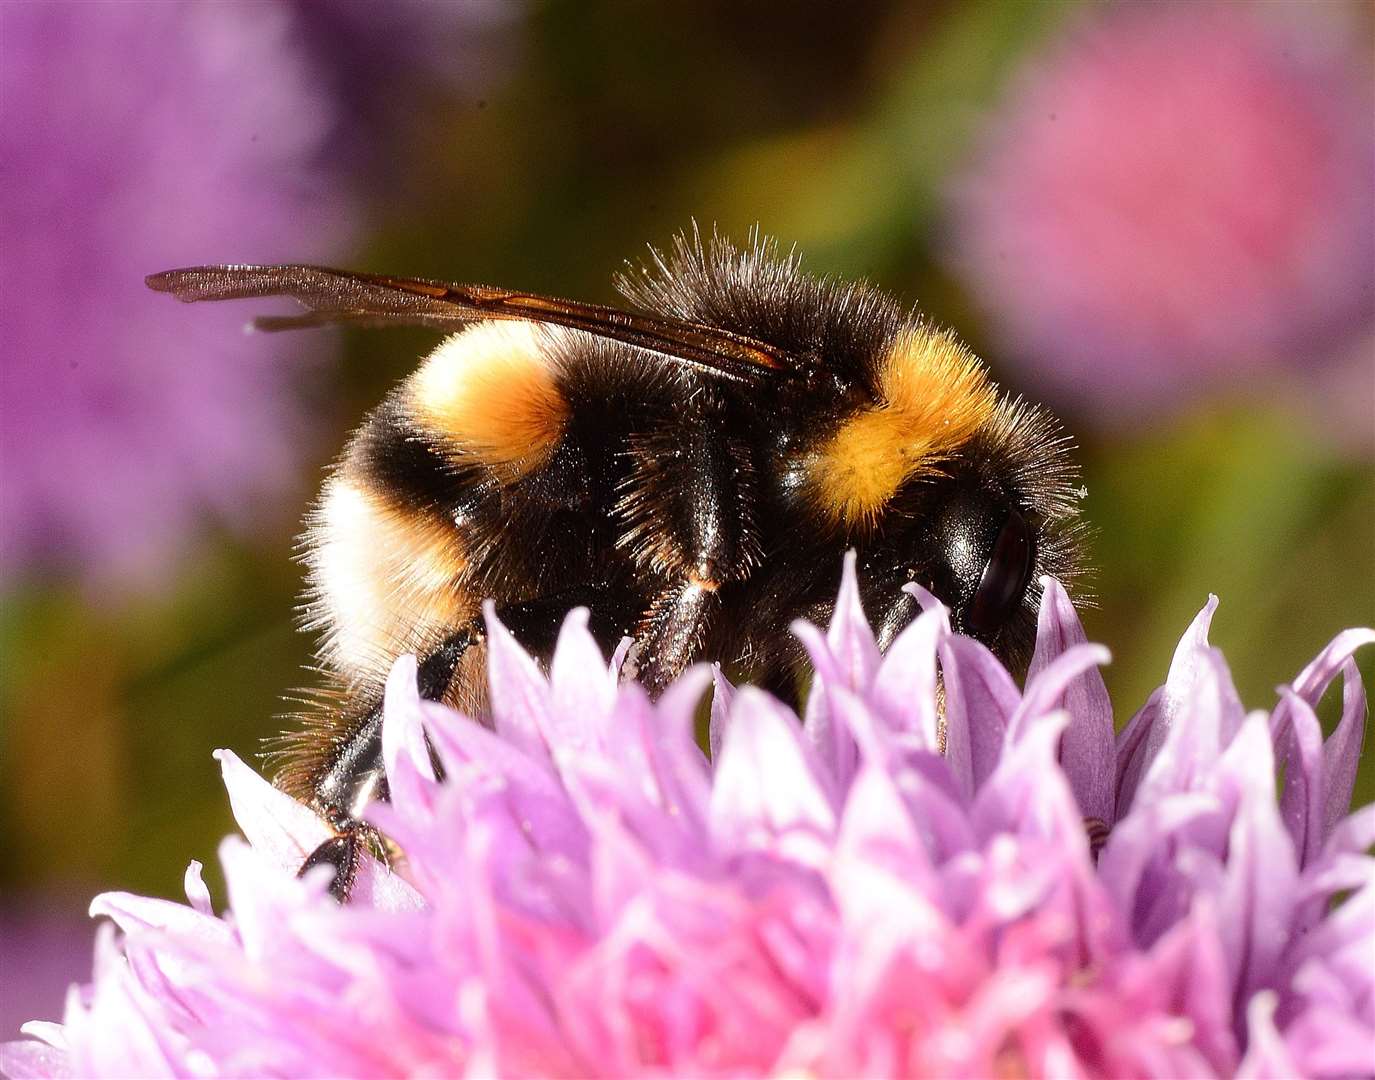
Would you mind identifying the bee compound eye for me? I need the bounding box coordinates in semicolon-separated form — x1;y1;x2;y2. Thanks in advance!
964;509;1035;638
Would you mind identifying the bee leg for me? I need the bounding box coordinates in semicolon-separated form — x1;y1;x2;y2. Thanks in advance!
300;627;478;899
633;576;722;693
300;587;632;899
299;827;364;902
621;407;758;693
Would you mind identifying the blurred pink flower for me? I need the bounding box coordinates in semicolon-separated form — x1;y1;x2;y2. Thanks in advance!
946;3;1374;422
0;1;353;587
0;901;95;1045
3;558;1371;1077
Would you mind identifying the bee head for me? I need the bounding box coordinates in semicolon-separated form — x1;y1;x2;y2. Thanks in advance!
856;421;1083;672
925;476;1038;643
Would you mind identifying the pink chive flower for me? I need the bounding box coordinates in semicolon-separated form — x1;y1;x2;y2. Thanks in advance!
3;557;1370;1077
945;3;1375;422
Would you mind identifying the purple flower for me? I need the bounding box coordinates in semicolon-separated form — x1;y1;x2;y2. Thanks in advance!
0;901;96;1046
289;0;519;144
3;558;1370;1077
0;1;353;587
945;3;1375;424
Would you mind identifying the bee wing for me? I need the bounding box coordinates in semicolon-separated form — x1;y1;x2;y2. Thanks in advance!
146;264;789;382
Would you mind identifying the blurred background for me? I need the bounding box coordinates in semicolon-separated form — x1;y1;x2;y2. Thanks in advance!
1;0;1371;1039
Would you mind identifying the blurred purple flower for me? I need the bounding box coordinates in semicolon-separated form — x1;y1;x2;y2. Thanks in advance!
946;3;1375;422
0;901;95;1045
0;1;353;587
3;557;1371;1077
290;0;519;141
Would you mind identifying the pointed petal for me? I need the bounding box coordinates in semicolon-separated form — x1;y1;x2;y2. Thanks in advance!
1133;606;1246;806
902;579;947;614
1012;641;1111;740
1293;804;1375;931
0;1038;71;1080
618;667;713;838
795;618;858;789
825;550;880;692
1136;900;1239;1074
711;687;836;865
421;700;586;861
88;890;230;946
1113;687;1162;820
940;634;1019;802
183;861;213;916
381;654;440;829
1234;993;1301;1079
832;764;943;928
483;600;554;762
15;1024;65;1053
1273;689;1326;870
549;607;617;749
1022;579;1115;823
214;748;331;873
709;664;735;764
1218;714;1298;1004
217;837;320;964
348;852;427;913
871;607;943;750
1322;658;1367;840
1099;791;1217;930
1290;627;1375;704
1028;576;1088;673
973;709;1082;854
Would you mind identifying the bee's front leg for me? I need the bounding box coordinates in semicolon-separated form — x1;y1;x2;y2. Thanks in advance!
299;587;633;900
300;629;474;900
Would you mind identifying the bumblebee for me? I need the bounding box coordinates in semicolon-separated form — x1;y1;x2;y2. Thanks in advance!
147;228;1084;896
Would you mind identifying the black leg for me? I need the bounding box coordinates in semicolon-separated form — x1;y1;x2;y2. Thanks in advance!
632;576;721;693
300;584;634;900
617;408;762;693
299;831;364;901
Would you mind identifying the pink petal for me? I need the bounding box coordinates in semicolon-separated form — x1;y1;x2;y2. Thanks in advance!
711;687;836;865
795;618;859;791
826;551;881;693
1290;626;1375;704
1135;900;1239;1074
833;764;942;922
382;654;438;786
1113;686;1162;820
0;1038;71;1079
482;600;554;764
182;861;212;917
216;837;321;964
1234;993;1302;1079
1323;658;1368;840
1024;577;1116;824
940;634;1019;802
871;606;943;750
1098;791;1217;934
548;607;617;750
87;890;231;948
214;748;332;873
633;667;713;834
1272;688;1326;870
1217;714;1298;1005
422;700;586;862
1133;608;1247;807
708;663;734;763
348;857;427;914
